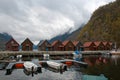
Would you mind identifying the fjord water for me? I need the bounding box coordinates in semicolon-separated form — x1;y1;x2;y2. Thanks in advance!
0;55;120;80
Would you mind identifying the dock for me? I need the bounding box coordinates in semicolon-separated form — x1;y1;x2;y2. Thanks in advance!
0;59;88;75
5;62;15;75
54;59;88;67
0;51;113;60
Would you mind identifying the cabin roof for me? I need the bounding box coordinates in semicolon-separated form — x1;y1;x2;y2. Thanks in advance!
103;42;108;45
83;42;93;47
38;40;51;47
51;40;59;46
94;41;101;47
38;40;46;46
6;38;19;45
21;38;33;45
51;40;64;47
72;41;79;46
62;40;70;46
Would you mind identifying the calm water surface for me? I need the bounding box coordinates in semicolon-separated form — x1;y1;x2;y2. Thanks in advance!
0;55;120;80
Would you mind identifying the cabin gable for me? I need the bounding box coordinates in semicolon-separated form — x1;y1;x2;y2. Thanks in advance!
63;41;75;51
21;38;33;51
52;40;64;51
38;40;52;51
5;38;19;51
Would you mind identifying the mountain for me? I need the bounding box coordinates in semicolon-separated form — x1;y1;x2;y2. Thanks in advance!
66;25;84;40
0;33;12;51
49;25;84;43
78;0;120;48
49;32;71;43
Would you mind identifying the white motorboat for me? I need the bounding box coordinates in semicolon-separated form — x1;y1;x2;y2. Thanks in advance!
46;61;67;70
23;61;38;72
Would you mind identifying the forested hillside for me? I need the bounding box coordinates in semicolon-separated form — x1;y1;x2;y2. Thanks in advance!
78;0;120;48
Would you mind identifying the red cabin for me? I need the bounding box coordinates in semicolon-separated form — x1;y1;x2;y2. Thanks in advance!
51;40;64;51
94;41;105;50
21;38;33;51
83;42;96;51
62;40;75;51
5;38;19;51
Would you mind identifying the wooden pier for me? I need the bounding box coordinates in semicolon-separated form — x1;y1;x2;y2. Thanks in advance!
0;51;112;60
5;62;15;75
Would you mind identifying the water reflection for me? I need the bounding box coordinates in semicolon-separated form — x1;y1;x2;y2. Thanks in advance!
83;55;111;66
111;55;120;66
83;55;120;80
0;54;120;80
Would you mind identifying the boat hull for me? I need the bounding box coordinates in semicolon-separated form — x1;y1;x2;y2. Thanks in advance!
47;61;67;70
23;61;38;72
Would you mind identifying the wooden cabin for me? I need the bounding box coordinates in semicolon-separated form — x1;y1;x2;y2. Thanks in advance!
5;38;19;51
83;42;96;51
94;41;105;50
62;40;75;51
103;42;111;50
72;41;83;51
38;40;52;51
51;40;64;51
21;38;33;51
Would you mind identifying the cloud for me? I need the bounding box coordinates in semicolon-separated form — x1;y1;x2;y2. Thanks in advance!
0;0;115;44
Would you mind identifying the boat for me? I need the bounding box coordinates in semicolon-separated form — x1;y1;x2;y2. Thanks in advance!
15;63;24;69
23;61;38;72
46;61;67;70
73;50;82;61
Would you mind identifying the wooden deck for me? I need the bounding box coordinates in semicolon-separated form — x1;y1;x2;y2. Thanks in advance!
0;51;114;60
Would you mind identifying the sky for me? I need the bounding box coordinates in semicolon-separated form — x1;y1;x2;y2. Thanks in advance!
0;0;115;44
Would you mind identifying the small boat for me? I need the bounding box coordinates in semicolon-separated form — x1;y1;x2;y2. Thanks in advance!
23;61;38;72
73;51;82;61
46;61;67;70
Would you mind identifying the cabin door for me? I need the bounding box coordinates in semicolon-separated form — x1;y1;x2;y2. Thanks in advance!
26;46;30;51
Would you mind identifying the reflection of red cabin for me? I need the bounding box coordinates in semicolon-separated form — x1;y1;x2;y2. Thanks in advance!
21;38;33;51
83;42;96;51
5;38;19;51
94;41;105;50
51;40;64;51
62;40;75;51
103;42;111;50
